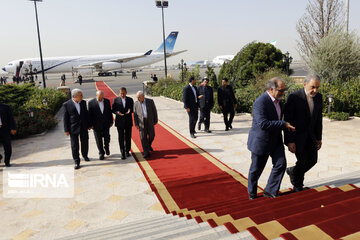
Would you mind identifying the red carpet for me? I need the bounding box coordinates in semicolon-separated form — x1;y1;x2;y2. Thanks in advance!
95;81;360;240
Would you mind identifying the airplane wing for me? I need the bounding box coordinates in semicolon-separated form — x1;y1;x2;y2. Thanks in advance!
75;52;151;71
166;50;187;58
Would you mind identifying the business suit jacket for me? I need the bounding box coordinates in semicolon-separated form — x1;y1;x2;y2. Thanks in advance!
247;92;286;156
63;99;89;135
0;103;16;135
133;98;158;129
217;85;236;109
183;84;199;110
88;98;113;132
198;85;214;109
112;96;134;128
284;88;323;152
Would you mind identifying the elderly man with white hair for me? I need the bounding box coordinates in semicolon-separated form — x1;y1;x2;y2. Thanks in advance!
133;91;158;158
63;88;91;169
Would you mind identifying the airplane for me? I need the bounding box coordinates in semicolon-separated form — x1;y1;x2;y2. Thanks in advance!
212;55;235;66
2;31;186;77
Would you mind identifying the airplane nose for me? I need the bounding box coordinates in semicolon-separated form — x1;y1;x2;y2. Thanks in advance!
2;67;5;71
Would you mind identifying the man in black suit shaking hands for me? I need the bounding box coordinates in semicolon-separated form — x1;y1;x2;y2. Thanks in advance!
112;87;134;159
88;90;113;160
0;102;16;167
63;88;91;169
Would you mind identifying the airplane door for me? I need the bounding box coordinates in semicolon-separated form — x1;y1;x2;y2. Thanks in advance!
16;61;24;77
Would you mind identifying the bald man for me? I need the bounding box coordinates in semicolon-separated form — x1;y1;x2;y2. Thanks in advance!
88;90;113;160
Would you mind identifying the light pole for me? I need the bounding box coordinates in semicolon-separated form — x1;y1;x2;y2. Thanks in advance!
283;51;293;75
29;0;46;88
345;0;349;34
178;59;186;82
155;0;168;80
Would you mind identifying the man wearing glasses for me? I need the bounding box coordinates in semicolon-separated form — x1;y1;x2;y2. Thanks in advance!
247;77;295;199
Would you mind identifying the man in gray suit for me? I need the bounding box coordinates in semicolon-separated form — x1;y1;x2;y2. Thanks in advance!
133;91;158;158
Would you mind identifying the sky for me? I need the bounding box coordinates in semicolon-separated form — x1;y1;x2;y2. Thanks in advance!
1;0;359;73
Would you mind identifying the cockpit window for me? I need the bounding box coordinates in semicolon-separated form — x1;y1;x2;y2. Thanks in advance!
9;63;13;66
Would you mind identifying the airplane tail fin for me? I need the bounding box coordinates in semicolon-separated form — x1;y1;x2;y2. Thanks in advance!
155;31;178;53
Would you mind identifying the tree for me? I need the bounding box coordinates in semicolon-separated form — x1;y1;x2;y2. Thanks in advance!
205;65;218;88
217;42;286;88
297;0;344;65
309;30;360;82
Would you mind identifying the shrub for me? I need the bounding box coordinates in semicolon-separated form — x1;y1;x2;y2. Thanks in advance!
326;112;349;121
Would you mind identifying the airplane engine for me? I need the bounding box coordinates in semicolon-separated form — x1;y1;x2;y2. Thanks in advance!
102;62;122;71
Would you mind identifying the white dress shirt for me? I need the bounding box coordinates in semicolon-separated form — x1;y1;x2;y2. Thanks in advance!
0;114;2;127
72;99;81;115
97;99;104;114
141;100;148;118
304;88;314;116
121;98;126;108
189;83;197;102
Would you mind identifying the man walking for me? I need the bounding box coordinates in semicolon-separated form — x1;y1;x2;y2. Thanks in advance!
183;76;202;138
247;77;295;199
217;78;237;131
198;77;214;133
133;91;158;158
63;89;91;169
284;74;323;192
112;87;133;159
88;90;113;160
0;102;16;167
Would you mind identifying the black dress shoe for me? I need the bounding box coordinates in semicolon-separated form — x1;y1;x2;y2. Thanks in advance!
143;153;150;158
205;129;212;133
84;157;90;162
225;127;229;131
249;194;257;200
0;154;2;162
5;163;11;167
126;152;131;157
294;186;304;192
286;167;296;186
263;191;277;198
99;154;105;160
190;134;196;138
149;147;154;152
229;124;233;129
105;148;110;156
74;163;80;170
121;155;126;160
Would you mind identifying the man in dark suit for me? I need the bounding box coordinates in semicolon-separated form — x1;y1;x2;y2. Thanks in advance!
247;77;295;199
0;103;16;167
88;90;113;160
217;78;237;131
63;88;91;169
112;87;133;159
284;74;323;192
183;76;202;138
134;91;158;158
198;77;214;133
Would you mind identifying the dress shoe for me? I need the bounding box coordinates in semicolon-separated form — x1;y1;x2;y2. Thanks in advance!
263;191;277;198
126;152;131;157
205;129;212;133
99;154;105;160
190;134;196;138
249;194;257;200
149;147;154;152
294;186;304;192
229;124;233;129
121;155;126;160
105;148;110;156
286;167;296;186
143;153;150;158
225;127;229;131
0;154;2;162
74;163;80;170
84;157;90;162
5;163;11;167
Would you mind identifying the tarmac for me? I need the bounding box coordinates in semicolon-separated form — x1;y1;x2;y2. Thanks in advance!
1;93;360;240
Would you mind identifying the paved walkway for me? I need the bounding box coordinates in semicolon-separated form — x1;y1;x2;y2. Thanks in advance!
0;95;360;240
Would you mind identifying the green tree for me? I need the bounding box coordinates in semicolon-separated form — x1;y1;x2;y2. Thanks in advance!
309;30;360;82
205;65;218;88
218;42;287;88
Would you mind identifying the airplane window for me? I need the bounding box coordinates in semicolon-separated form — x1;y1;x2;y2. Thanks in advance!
9;63;13;66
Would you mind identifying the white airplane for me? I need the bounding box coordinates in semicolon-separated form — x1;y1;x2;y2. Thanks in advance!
2;31;186;77
212;55;235;66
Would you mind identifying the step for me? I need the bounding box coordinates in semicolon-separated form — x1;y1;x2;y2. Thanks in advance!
237;187;360;224
307;170;360;188
247;196;360;239
280;209;360;240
